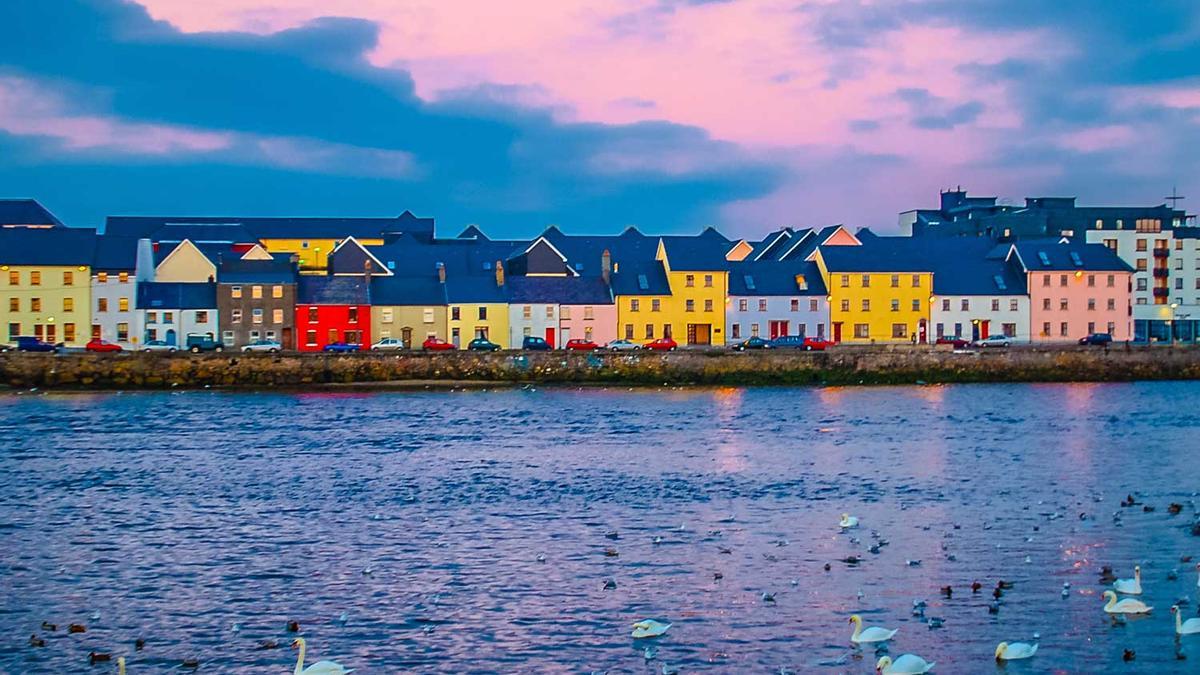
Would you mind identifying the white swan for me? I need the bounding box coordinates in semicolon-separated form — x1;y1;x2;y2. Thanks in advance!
995;642;1038;660
1113;565;1142;595
292;638;353;675
848;615;897;644
876;654;935;674
118;657;125;675
839;514;859;529
631;620;671;639
1102;590;1152;614
1173;605;1200;635
1195;562;1200;590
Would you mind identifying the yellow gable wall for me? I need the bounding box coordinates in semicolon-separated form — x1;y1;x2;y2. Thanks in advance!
447;303;509;348
1;264;91;345
261;238;384;271
155;240;216;282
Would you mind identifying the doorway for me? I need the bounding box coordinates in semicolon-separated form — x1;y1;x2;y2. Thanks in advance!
833;322;843;343
545;327;555;348
768;320;789;339
401;327;413;348
686;323;711;345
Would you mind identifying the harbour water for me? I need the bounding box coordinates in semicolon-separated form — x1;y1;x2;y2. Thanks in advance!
1;383;1198;673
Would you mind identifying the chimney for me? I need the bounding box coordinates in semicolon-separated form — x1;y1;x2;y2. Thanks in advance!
495;260;505;287
436;261;446;284
364;259;373;285
135;238;155;282
601;249;612;285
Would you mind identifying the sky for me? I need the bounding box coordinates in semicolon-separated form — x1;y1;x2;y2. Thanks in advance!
1;0;1197;238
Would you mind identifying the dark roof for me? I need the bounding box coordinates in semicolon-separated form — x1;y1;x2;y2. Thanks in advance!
152;240;237;267
922;238;1027;295
1010;239;1134;273
445;275;508;303
105;210;435;240
370;276;448;305
153;223;258;243
506;276;613;304
216;256;298;284
727;261;827;296
817;237;933;272
92;235;139;272
137;282;217;310
610;260;671;295
297;276;371;305
457;225;489;240
0;227;96;265
658;235;731;270
0;199;64;227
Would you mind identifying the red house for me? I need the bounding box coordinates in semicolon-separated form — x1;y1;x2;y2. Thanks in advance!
295;276;371;350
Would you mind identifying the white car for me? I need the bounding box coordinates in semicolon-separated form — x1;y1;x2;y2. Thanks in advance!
606;339;641;351
141;340;178;353
973;334;1011;348
370;337;406;351
241;339;283;353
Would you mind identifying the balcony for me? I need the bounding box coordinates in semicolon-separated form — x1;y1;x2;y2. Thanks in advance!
1153;248;1169;258
1153;287;1170;297
1153;268;1170;278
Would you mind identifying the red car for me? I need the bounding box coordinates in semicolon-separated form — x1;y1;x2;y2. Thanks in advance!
802;337;834;351
935;336;970;349
85;338;123;353
643;337;678;351
422;337;456;351
564;339;600;351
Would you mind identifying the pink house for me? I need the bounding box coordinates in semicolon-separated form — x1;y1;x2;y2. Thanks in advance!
560;301;617;346
1008;240;1133;342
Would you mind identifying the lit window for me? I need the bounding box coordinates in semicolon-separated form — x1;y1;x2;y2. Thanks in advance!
545;306;554;319
63;271;73;286
272;285;283;298
561;306;571;320
252;286;263;299
96;272;106;284
382;308;394;323
30;271;40;286
272;309;283;324
423;309;434;323
118;297;129;312
523;305;532;319
63;297;74;312
118;272;129;283
231;286;243;298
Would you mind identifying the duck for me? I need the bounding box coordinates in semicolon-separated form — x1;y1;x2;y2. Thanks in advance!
632;620;671;639
291;638;353;674
29;634;45;647
875;654;935;674
1113;566;1142;594
68;623;86;634
287;620;301;633
1173;605;1200;635
89;652;111;664
1103;590;1152;614
839;514;859;529
848;615;897;644
995;642;1038;660
40;621;56;631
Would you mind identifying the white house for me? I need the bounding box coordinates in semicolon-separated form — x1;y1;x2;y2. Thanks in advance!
725;262;829;341
90;235;141;347
136;282;218;348
928;239;1031;342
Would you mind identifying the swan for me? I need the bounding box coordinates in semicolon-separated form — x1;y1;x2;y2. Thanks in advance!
1102;590;1152;614
848;615;897;644
632;620;671;639
1113;566;1142;594
875;654;935;674
118;657;125;675
839;514;859;529
995;642;1038;660
1195;562;1200;589
1173;605;1200;635
291;638;353;675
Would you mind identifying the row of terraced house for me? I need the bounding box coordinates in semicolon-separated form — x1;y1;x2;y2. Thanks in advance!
1;191;1196;350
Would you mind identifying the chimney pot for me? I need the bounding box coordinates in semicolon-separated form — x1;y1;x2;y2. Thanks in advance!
495;260;505;287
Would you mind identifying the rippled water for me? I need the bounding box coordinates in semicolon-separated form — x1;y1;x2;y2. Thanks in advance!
2;383;1199;673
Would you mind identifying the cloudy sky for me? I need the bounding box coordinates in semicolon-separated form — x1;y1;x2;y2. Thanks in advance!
2;0;1197;237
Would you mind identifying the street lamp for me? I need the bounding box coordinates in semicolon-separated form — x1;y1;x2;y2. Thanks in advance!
1170;302;1179;345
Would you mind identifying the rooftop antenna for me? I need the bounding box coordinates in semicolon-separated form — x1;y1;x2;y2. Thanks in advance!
1166;185;1186;209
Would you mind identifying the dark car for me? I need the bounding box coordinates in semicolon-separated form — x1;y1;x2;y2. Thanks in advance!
85;338;123;353
468;337;501;351
771;335;832;351
423;337;456;351
16;336;57;352
643;337;678;351
935;336;970;349
522;336;552;351
1079;332;1113;346
564;339;600;351
322;341;361;353
732;336;772;351
185;334;224;353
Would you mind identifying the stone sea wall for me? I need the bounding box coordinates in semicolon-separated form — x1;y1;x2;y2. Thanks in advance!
3;345;1200;390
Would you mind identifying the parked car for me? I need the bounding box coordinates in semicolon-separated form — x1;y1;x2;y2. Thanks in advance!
185;334;224;353
935;336;970;349
422;337;456;351
241;339;282;353
522;336;552;351
0;343;13;352
17;336;58;352
564;339;600;351
1079;332;1113;346
468;337;501;351
370;337;406;351
606;339;641;351
973;334;1011;348
141;340;177;353
771;335;834;351
732;336;772;351
85;338;123;353
322;341;361;353
643;337;678;351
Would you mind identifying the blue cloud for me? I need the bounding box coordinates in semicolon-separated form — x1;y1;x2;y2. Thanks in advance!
894;88;985;130
0;0;783;235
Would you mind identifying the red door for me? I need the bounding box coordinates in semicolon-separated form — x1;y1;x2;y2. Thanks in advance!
833;322;843;343
545;327;555;348
769;321;788;339
980;320;990;339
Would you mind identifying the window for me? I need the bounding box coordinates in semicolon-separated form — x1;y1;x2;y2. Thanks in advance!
891;299;899;312
941;299;950;311
912;274;921;288
936;322;944;337
251;286;263;299
911;299;920;312
861;299;870;311
1177;278;1185;290
1043;298;1051;310
7;271;17;285
8;323;18;340
249;330;261;342
327;328;339;344
30;297;41;312
1042;321;1051;336
522;326;531;337
118;297;129;312
630;299;640;312
651;299;661;312
1178;239;1185;250
809;299;818;312
1136;259;1147;271
119;272;129;283
1177;258;1185;270
305;307;317;322
478;307;487;320
1107;321;1116;335
1010;299;1018;311
685;299;695;312
1136;278;1147;291
1087;321;1095;334
645;324;654;339
1059;274;1068;286
751;323;760;337
231;286;243;299
790;299;799;312
1107;298;1116;310
704;299;713;312
115;323;127;341
840;299;850;312
196;311;209;323
840;275;850;288
348;307;358;323
423;308;435;323
584;306;594;320
232;309;242;323
1117;219;1124;229
1087;274;1095;287
758;299;767;312
163;312;173;324
561;306;571;320
545;306;554;319
731;324;741;339
704;274;713;288
861;274;870;287
1087;298;1096;311
738;299;747;311
892;323;908;338
523;305;533;319
63;297;74;312
272;285;283;298
63;271;73;286
1042;274;1050;287
853;323;869;338
272;309;283;324
685;274;694;287
64;323;76;342
1060;322;1069;337
30;271;40;286
306;330;317;346
991;299;1000;311
96;271;106;284
1136;239;1147;252
663;324;672;339
97;297;108;312
1107;274;1115;288
1095;219;1103;229
625;324;634;339
7;297;15;312
961;299;969;311
1103;238;1117;252
1060;299;1069;311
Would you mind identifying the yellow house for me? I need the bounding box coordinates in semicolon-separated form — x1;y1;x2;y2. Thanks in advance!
445;264;510;348
654;236;730;345
370;276;449;348
613;260;673;343
1;227;96;346
813;245;933;344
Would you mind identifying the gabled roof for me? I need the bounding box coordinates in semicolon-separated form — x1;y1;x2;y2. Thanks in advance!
506;276;613;304
751;228;799;261
610;260;671;296
370;276;448;306
657;235;731;270
0;199;64;227
921;238;1026;296
0;226;96;265
92;235;139;272
1008;239;1134;273
296;276;371;305
816;237;934;273
445;275;508;303
137;282;217;310
727;261;827;296
153;240;237;267
457;225;489;240
329;236;392;276
216;255;298;284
